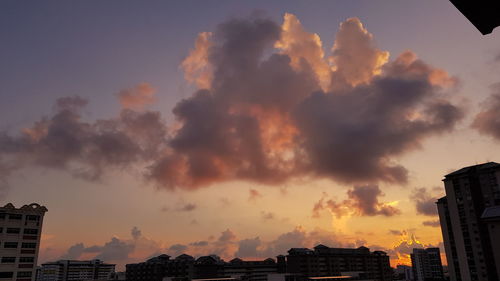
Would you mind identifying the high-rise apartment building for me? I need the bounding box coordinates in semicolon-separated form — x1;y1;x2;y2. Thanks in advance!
0;203;48;281
37;259;115;281
410;248;444;281
437;162;500;281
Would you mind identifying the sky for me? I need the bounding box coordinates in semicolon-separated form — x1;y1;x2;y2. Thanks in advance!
1;0;500;270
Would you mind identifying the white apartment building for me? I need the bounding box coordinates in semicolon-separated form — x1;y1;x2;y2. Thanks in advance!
38;260;115;281
0;203;48;281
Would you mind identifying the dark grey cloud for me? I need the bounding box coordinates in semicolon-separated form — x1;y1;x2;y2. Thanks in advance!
313;185;401;218
147;15;463;189
218;229;237;242
472;83;500;140
168;244;188;256
94;237;135;261
61;237;134;262
178;203;197;212
0;94;167;183
410;187;439;216
60;243;86;259
422;220;441;227
235;237;261;258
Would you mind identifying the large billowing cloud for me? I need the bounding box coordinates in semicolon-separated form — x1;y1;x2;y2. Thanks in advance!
0;14;463;191
146;14;463;189
312;185;401;218
472;83;500;140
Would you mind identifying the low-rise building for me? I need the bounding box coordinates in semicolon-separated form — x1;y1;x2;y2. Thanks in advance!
284;245;392;281
37;259;115;281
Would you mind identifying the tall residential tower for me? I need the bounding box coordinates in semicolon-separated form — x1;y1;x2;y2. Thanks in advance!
437;162;500;281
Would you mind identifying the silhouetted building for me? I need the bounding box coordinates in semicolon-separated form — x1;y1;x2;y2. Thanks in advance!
126;254;194;281
284;245;392;281
437;162;500;281
410;248;444;281
224;258;277;281
394;265;413;281
480;206;500;279
0;203;48;281
127;255;278;281
38;259;115;281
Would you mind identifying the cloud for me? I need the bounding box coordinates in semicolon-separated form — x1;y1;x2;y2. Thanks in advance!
218;229;237;242
388;230;403;236
313;185;401;218
116;83;156;110
472;83;500;140
422;220;441;227
329;17;389;89
178;203;197;212
249;189;263;202
168;244;188;256
386;231;424;265
181;32;213;89
0;92;167;183
131;227;142;240
275;13;331;90
61;243;86;260
94;237;135;261
235;237;261;258
190;241;209;247
261;211;275;221
410;187;440;216
62;237;135;263
1;14;464;192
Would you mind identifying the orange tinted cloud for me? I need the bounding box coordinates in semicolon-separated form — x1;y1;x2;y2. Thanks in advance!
117;83;156;110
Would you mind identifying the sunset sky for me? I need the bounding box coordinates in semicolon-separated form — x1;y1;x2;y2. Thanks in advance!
2;0;500;270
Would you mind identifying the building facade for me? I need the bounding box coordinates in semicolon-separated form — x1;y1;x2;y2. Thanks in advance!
224;258;277;281
437;162;500;281
410;248;444;281
284;245;392;281
126;255;277;281
37;259;115;281
0;203;48;281
126;254;194;281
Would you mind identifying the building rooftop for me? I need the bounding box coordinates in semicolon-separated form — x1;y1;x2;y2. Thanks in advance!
0;202;48;213
444;162;500;178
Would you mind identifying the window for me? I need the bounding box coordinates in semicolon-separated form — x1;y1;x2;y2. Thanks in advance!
26;215;39;221
0;213;5;219
16;271;32;278
21;243;36;249
6;228;20;234
1;257;15;263
0;272;13;278
19;257;34;263
0;227;2;233
4;242;18;248
8;214;22;220
23;228;38;235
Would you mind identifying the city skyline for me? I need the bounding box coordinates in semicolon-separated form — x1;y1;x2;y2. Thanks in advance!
1;0;500;273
